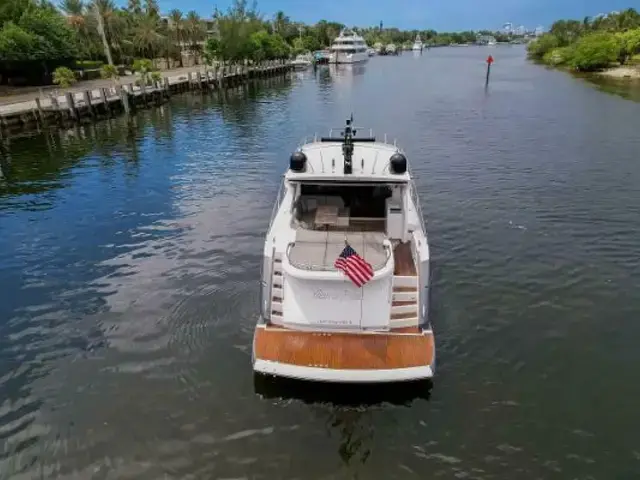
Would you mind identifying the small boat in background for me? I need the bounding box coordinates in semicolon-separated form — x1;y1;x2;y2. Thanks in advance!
292;53;313;70
314;50;331;64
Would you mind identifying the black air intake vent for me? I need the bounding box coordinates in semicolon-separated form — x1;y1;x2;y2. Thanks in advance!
290;151;307;172
390;153;407;174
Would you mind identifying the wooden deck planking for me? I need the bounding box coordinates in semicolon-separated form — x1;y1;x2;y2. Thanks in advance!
254;327;434;370
393;242;417;276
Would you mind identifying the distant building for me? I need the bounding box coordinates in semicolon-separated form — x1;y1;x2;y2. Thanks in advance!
534;26;544;37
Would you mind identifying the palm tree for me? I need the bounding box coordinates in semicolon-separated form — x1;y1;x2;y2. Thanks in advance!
61;0;86;28
185;10;205;53
91;0;117;65
133;13;164;58
273;10;289;35
61;0;95;57
144;0;159;18
127;0;142;15
168;9;184;66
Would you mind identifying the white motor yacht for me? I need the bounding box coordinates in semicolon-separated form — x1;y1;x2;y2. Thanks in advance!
329;29;369;64
412;34;424;52
253;117;435;383
385;43;398;55
291;53;313;70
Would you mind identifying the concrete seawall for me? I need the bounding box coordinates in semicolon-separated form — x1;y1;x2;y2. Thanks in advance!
0;61;293;140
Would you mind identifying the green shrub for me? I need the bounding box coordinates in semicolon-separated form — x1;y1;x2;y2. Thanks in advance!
76;60;104;70
52;66;77;88
132;58;155;84
543;46;574;66
132;58;153;73
527;34;560;60
99;64;119;81
568;33;619;71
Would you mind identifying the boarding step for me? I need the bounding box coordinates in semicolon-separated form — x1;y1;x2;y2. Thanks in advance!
393;275;418;288
391;300;418;315
392;290;418;302
272;287;283;299
270;312;283;325
271;295;283;313
390;310;419;328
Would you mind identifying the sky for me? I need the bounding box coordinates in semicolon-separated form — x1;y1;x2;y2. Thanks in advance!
149;0;640;31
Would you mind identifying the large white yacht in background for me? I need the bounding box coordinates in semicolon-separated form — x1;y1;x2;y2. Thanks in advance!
253;117;434;383
412;34;424;52
329;29;369;64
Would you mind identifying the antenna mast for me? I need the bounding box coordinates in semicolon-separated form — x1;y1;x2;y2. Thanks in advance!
342;115;355;174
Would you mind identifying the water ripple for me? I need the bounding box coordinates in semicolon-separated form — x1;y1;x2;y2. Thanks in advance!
1;49;640;479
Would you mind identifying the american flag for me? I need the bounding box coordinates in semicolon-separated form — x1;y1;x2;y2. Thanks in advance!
334;244;374;287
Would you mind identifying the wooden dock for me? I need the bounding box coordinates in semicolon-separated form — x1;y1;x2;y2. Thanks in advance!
0;61;292;139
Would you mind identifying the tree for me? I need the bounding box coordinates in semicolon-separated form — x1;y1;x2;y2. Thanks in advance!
569;32;619;71
126;0;141;15
527;33;560;60
133;13;163;59
91;0;115;65
617;28;640;64
144;0;159;18
0;3;78;60
0;22;38;60
212;0;265;63
185;10;205;54
272;10;289;35
167;9;183;66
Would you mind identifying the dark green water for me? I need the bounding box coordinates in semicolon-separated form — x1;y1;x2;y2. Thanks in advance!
1;46;640;479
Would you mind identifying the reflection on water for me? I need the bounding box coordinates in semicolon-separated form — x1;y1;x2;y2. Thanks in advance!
583;75;640;102
1;47;640;478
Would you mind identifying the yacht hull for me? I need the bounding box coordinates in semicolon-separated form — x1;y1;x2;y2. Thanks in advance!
329;52;369;64
252;324;435;383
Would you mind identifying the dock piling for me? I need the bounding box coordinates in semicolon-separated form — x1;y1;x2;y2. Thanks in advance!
34;98;46;126
119;86;131;115
83;90;94;117
65;92;77;120
100;88;109;114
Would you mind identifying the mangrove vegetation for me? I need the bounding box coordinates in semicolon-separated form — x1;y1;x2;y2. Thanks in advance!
527;8;640;71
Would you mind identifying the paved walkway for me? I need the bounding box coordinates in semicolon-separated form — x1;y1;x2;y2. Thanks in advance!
0;65;210;108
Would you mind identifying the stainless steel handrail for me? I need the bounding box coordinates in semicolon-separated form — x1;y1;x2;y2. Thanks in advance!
286;242;391;272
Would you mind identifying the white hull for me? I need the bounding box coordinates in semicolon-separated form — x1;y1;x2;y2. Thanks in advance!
329;51;369;64
253;119;434;384
292;62;311;70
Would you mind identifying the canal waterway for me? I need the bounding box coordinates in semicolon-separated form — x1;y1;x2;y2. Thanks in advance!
1;46;640;479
